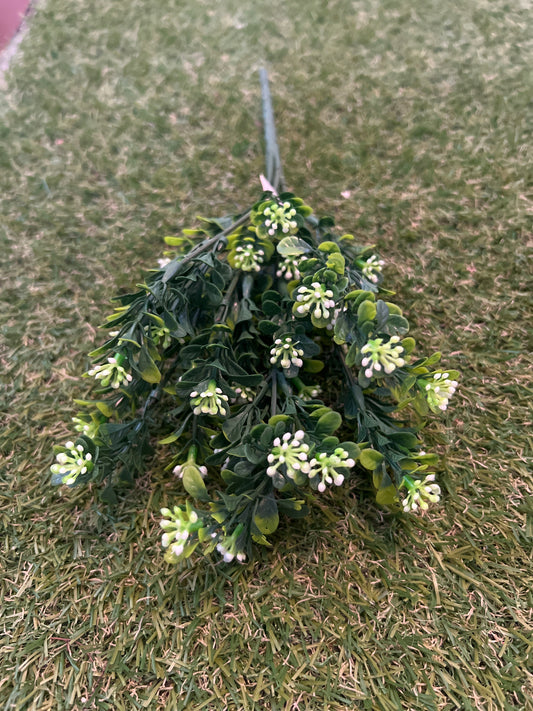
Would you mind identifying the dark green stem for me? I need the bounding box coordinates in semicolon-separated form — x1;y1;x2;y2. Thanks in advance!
163;210;251;283
259;68;286;193
270;370;278;416
336;344;357;389
335;343;367;418
216;271;241;323
252;373;273;407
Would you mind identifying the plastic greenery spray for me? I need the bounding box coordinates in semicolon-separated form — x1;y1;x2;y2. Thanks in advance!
51;70;459;566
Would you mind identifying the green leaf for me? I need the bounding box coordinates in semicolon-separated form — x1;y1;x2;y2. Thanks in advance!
74;398;114;418
412;391;430;416
300;258;319;272
326;252;345;275
251;533;272;547
444;369;460;381
158;433;179;444
137;347;161;383
181;464;209;501
223;408;251;442
95;401;115;417
244;443;265;464
164;236;192;247
183;540;201;558
221;468;240;484
376;484;398;507
345;343;358;367
50;472;66;486
322;269;339;282
145;312;165;327
336;276;349;292
318;216;335;229
389;432;419;450
342;441;361;460
321;436;340;448
198;214;236;232
373;470;399;508
302;359;324;373
258;320;279;335
426;352;442;366
345;289;371;303
376;300;389;329
385;302;403;315
232;373;264;387
250;423;268;438
318;241;340;254
254;495;279;535
262;290;281;303
358;369;372;388
310;313;331;329
268;414;291;426
417;452;439;466
262;300;282;316
359;449;384;470
204;282;223;306
309;406;331;419
383;314;410;335
236;300;254;323
162;260;182;283
277;498;309;519
357;300;377;324
89;340;116;358
277;236;311;256
209;268;226;291
401;337;416;354
315;411;342;437
259;425;275;448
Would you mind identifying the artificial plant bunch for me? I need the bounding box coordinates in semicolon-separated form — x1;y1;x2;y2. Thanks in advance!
50;182;459;566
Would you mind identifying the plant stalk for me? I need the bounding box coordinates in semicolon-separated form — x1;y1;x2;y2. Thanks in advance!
259;68;286;193
162;210;251;283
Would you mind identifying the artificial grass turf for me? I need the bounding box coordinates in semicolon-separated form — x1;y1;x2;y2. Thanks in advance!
0;0;532;709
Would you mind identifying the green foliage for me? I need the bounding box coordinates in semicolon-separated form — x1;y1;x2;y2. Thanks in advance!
2;0;531;706
50;192;459;565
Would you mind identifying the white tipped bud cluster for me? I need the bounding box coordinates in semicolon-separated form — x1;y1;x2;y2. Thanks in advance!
87;357;133;389
270;337;304;370
151;325;171;349
263;201;298;237
215;524;247;563
422;372;458;412
325;306;343;332
216;542;247;564
233;385;255;403
190;380;229;417
310;448;356;492
299;384;322;401
276;254;303;281
172;463;207;478
401;474;441;512
233;242;265;272
361;255;385;284
160;505;202;559
71;417;99;440
267;431;311;481
294;282;336;321
360;336;405;378
50;441;94;486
